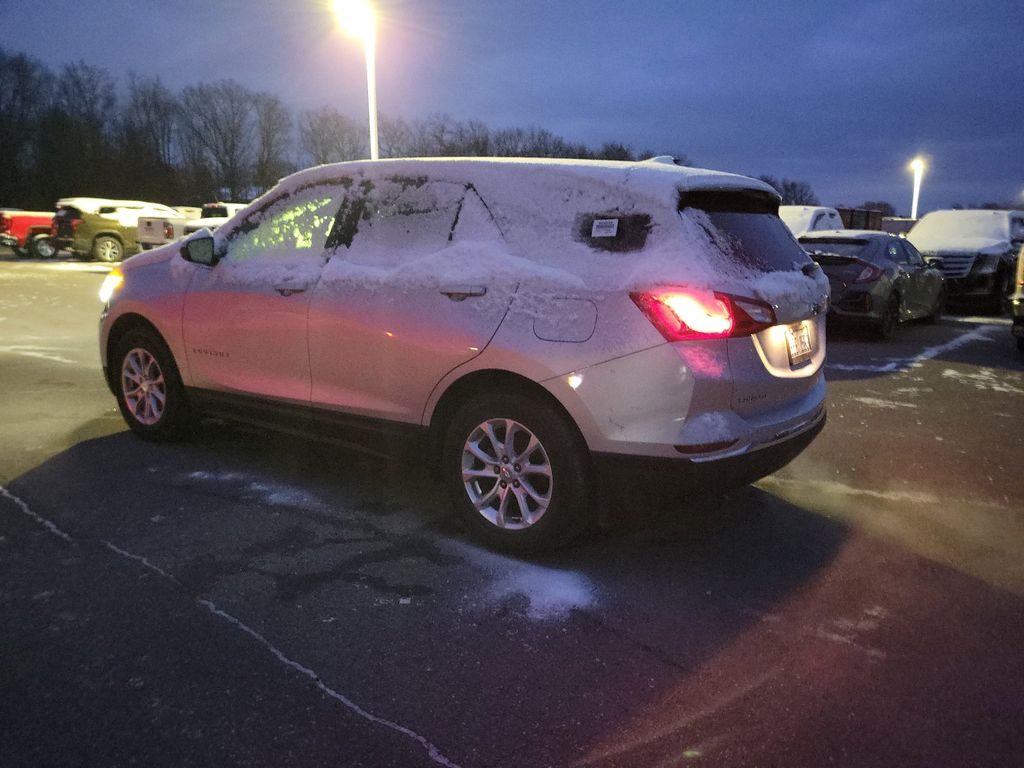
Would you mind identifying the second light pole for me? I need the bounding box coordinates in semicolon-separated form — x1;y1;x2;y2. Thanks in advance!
909;156;926;220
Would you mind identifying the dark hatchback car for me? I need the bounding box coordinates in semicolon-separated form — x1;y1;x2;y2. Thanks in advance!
799;230;945;339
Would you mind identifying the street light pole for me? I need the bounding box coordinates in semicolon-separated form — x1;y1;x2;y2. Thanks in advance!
364;22;379;160
909;156;925;220
333;0;379;160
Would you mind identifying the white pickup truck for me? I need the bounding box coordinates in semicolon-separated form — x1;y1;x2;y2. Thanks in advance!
138;202;247;250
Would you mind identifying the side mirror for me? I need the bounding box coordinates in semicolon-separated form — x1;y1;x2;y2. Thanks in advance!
182;236;217;266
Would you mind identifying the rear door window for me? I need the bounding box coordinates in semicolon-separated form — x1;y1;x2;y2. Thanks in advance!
681;190;811;272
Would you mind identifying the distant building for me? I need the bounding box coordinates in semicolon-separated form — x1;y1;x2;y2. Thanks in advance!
882;217;916;235
836;207;883;230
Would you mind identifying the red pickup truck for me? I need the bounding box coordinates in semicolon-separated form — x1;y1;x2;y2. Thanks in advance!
0;209;56;257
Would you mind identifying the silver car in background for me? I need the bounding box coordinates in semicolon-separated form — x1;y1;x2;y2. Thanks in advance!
99;157;829;551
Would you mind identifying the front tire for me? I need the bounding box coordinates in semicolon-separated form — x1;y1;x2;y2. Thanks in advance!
442;391;593;553
924;287;946;324
988;270;1010;315
93;235;124;262
113;329;192;441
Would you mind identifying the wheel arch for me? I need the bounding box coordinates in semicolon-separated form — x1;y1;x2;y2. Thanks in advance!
104;313;172;392
94;230;126;245
425;368;587;476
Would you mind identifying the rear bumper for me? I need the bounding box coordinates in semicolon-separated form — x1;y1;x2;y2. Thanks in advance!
593;408;825;495
0;234;19;248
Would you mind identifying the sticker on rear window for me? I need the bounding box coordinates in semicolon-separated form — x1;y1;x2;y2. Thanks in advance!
591;219;619;238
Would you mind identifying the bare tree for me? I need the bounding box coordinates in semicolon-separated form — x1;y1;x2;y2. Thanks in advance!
491;127;527;156
123;74;177;167
780;179;819;205
759;175;819;205
54;60;115;128
253;92;292;193
298;107;366;165
862;200;896;217
0;48;53;206
32;60;119;199
595;142;634;161
179;80;256;199
378;114;413;157
453;119;491;156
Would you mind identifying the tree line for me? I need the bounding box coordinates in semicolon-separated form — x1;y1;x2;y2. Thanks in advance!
1;47;828;210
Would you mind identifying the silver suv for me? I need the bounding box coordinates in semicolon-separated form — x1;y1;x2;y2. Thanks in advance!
99;158;829;551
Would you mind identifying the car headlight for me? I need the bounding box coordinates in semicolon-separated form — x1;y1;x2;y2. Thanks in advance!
972;253;1000;274
99;269;124;303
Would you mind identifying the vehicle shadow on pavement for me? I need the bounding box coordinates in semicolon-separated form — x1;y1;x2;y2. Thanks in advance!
6;426;852;768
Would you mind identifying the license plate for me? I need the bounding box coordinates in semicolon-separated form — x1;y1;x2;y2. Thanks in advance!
785;322;813;367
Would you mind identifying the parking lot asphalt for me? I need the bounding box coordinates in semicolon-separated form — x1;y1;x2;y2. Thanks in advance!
2;252;1023;767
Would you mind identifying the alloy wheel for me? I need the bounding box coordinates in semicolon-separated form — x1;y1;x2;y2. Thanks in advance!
461;418;553;530
121;347;166;426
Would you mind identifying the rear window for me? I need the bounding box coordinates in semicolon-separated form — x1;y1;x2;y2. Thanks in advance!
799;239;872;259
203;205;229;218
681;189;810;272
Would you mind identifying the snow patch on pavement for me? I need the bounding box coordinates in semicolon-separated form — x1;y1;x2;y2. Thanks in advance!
446;540;597;620
848;397;918;410
941;368;1024;395
763;476;938;505
185;470;324;510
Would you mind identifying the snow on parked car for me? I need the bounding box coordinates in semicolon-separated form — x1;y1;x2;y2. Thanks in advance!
779;205;844;238
907;209;1024;313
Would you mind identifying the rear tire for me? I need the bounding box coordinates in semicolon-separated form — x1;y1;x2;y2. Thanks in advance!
875;294;900;340
442;391;593;553
27;235;56;259
93;235;124;262
113;328;192;441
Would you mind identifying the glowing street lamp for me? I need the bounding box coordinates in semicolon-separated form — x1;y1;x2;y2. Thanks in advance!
333;0;379;160
909;156;926;220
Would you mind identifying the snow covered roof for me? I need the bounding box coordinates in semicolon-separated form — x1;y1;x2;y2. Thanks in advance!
908;209;1021;251
268;156;780;209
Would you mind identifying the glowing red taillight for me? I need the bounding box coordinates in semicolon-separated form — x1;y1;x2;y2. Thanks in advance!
853;260;884;284
630;288;776;341
163;222;174;239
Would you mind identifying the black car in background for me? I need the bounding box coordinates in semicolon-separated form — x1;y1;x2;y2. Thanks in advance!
800;230;945;340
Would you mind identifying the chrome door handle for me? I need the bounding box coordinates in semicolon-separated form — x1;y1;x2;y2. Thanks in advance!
440;285;487;301
275;286;306;296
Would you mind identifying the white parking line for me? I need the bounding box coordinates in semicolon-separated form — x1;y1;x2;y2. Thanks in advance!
198;599;464;768
826;326;996;374
0;485;74;542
